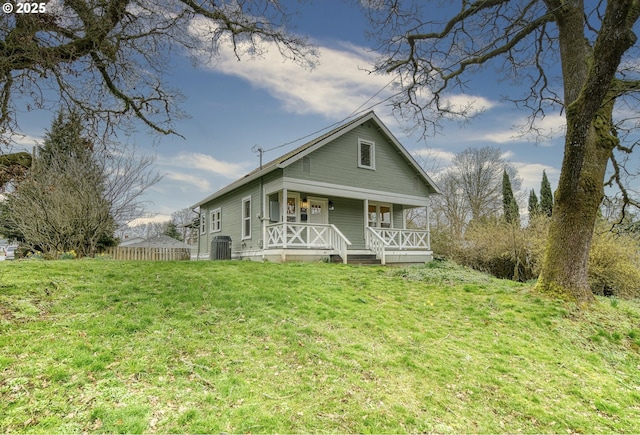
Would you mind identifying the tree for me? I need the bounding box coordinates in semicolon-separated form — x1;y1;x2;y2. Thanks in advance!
502;170;519;225
163;221;182;241
4;111;113;256
450;146;520;223
528;189;540;219
364;1;640;304
0;0;315;143
0;151;31;192
540;170;553;218
171;207;199;243
430;171;468;242
2;110;159;256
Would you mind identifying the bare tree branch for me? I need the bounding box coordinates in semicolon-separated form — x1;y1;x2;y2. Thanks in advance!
0;0;316;144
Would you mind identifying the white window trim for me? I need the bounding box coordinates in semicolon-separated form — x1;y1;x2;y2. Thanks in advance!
358;139;376;170
242;195;252;240
210;208;221;233
367;202;393;228
285;192;300;223
200;214;206;235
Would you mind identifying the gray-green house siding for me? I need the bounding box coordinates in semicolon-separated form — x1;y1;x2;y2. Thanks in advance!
284;120;433;198
198;180;260;257
194;114;436;259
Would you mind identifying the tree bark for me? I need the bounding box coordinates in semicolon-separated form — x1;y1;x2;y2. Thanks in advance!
536;107;615;304
535;0;638;304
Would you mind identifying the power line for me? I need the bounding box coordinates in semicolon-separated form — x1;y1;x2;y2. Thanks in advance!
257;77;400;155
253;2;563;158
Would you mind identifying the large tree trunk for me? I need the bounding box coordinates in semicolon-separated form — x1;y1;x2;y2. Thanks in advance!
535;0;637;304
536;108;615;305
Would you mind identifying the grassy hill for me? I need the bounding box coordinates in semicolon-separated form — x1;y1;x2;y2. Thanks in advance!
1;259;639;433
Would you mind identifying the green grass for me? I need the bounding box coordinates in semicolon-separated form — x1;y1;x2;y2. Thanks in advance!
1;259;640;433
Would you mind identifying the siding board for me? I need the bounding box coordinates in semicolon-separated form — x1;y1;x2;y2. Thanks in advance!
284;120;432;197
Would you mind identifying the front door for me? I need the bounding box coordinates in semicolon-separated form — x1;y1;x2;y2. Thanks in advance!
308;197;328;225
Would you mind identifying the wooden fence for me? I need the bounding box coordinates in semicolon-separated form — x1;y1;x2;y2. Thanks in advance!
103;247;191;261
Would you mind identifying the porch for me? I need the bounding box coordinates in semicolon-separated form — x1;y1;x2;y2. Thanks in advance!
264;222;432;265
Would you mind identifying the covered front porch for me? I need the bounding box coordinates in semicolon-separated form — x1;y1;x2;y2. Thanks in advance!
259;181;432;264
264;222;431;264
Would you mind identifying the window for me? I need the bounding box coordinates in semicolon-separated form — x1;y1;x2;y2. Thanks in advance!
286;196;297;222
242;196;251;239
210;208;221;233
358;139;375;170
368;203;392;228
200;214;206;235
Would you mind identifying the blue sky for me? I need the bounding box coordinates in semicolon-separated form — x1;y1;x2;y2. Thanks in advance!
10;0;577;223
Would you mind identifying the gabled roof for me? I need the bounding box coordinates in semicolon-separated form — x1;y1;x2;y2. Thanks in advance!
124;234;191;249
193;111;440;208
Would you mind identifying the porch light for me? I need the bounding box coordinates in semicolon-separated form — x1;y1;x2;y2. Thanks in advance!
328;200;334;211
301;197;308;208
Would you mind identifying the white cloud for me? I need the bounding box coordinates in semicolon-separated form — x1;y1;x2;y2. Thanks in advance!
442;94;496;117
157;152;251;179
481;113;566;145
164;171;212;192
127;215;172;226
188;19;495;120
413;147;455;163
511;162;558;192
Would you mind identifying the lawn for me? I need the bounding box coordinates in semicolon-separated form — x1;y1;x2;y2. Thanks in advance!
1;259;639;433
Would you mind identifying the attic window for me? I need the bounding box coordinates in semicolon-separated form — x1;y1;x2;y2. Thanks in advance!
358;139;375;170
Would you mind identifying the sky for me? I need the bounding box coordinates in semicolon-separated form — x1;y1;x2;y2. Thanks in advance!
7;0;609;225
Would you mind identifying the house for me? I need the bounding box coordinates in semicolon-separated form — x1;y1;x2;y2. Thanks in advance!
122;234;192;249
119;236;146;247
192;111;440;264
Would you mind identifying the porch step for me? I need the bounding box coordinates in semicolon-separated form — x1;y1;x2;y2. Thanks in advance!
331;254;381;265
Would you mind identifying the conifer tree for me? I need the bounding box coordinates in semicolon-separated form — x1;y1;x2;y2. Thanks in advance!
528;189;540;218
540;171;553;217
3;110;115;256
502;170;519;225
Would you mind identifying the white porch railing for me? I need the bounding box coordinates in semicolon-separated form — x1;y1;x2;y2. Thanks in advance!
365;227;431;265
266;223;352;264
373;228;431;249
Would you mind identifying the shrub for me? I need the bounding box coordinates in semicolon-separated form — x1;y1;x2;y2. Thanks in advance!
440;216;640;299
589;224;640;299
450;217;548;282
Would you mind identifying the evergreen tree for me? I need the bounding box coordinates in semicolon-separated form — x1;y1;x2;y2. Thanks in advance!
540;170;553;217
163;220;183;241
528;189;540;218
4;110;115;257
502;170;519;225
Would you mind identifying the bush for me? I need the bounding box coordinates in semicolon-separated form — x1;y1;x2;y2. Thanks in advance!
589;224;640;299
449;217;548;282
438;216;640;299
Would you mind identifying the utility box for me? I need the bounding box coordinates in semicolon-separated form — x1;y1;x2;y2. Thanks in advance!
210;236;231;260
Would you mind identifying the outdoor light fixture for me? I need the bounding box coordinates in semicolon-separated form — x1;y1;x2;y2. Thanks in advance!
328;200;334;211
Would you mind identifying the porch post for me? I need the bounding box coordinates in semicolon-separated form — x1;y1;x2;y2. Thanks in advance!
282;188;287;261
262;184;267;260
425;197;431;250
363;198;369;236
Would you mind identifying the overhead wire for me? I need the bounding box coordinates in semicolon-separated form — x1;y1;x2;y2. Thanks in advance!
254;1;564;157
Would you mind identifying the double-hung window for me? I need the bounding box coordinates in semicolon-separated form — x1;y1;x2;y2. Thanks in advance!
358;139;375;170
210;208;221;233
242;196;251;239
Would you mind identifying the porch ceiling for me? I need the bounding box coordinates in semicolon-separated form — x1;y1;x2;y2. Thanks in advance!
264;177;429;207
